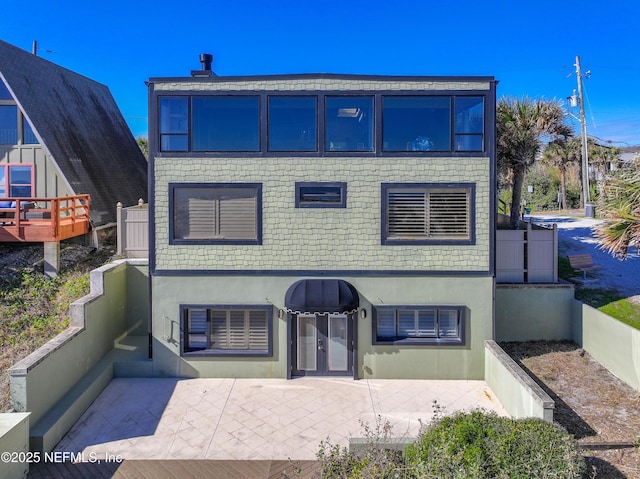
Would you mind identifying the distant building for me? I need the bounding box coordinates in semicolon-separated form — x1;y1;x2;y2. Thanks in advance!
0;39;147;233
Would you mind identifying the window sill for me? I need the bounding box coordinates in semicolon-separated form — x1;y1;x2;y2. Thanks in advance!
373;338;464;346
182;349;272;358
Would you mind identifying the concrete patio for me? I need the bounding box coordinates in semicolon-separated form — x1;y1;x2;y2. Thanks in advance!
53;377;507;461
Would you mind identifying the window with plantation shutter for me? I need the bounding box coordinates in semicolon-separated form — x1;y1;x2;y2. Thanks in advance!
382;183;474;245
373;306;464;345
170;183;262;244
182;306;271;356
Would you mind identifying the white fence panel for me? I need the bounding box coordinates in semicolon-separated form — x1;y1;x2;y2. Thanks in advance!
117;201;148;258
496;222;557;283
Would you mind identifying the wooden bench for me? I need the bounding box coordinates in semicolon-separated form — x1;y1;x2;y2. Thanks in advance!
567;254;602;279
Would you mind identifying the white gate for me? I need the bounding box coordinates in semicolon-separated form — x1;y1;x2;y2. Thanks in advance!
116;200;148;258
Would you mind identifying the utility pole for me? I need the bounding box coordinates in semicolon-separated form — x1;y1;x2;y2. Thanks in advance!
575;55;592;213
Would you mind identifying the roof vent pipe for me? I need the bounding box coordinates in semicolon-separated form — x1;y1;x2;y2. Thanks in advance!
200;54;213;71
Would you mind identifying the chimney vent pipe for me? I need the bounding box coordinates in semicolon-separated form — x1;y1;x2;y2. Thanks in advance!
200;53;213;71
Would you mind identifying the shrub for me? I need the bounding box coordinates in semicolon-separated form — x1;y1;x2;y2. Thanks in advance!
405;411;585;479
316;417;407;479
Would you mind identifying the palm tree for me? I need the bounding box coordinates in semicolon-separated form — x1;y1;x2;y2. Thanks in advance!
541;135;581;210
497;97;572;229
594;169;640;258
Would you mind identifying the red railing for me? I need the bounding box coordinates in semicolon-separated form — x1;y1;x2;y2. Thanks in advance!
0;195;90;242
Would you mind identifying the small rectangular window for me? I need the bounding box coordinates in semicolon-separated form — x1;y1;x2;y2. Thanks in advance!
170;183;262;244
8;165;33;197
325;96;374;152
382;97;451;152
183;306;272;356
295;182;346;208
374;306;464;345
0;165;34;198
192;96;260;151
382;183;474;245
268;96;317;151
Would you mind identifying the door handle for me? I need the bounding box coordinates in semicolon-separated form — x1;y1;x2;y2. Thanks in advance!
318;339;324;351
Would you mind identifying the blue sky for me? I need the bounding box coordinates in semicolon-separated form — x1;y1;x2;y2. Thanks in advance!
3;0;640;146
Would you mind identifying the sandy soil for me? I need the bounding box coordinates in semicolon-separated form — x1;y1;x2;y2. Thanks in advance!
501;341;640;478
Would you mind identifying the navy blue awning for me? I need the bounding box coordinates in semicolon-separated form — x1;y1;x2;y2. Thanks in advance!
285;279;359;314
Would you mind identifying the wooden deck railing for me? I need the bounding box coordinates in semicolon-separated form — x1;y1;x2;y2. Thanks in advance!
0;195;90;242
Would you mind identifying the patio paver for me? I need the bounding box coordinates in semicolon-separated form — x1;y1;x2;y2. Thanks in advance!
53;377;507;461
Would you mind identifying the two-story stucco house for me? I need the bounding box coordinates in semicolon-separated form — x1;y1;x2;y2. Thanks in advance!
147;59;497;380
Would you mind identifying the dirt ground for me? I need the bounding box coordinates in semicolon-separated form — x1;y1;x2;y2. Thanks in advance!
501;341;640;479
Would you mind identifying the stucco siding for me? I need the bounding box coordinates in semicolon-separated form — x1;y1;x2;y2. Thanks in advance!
154;156;490;272
151;275;493;379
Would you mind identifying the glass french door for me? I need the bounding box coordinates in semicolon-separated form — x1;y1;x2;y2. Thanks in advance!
293;313;352;376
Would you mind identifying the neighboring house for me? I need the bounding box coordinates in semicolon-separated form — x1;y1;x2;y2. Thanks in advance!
148;59;496;379
0;39;147;241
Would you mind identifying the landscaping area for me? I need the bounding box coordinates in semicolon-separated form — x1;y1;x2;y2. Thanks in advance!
0;242;114;412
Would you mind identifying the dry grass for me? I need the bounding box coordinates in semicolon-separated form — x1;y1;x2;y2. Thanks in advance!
501;341;640;478
0;242;114;411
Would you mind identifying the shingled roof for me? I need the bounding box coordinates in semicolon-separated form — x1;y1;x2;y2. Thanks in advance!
0;39;147;226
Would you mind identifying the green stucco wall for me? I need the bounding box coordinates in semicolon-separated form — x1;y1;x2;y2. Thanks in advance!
484;341;553;421
576;300;640;391
154;156;491;272
150;275;493;379
0;413;29;479
9;261;149;429
495;284;575;342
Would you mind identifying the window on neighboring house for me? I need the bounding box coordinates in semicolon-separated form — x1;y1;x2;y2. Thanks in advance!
182;306;272;356
22;117;37;144
0;105;18;145
382;183;474;245
455;97;484;151
170;183;262;244
295;182;347;208
373;306;464;345
268;96;317;151
192;96;260;151
0;164;34;198
382;96;451;152
325;96;374;152
0;81;12;100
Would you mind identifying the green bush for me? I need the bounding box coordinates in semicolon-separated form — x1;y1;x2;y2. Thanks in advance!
405;411;585;479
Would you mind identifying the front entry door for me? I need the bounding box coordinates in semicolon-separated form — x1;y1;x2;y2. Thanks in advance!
293;313;353;376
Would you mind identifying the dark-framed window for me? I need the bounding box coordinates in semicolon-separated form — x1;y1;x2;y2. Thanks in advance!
268;96;317;152
0;164;34;198
325;96;374;152
169;183;262;245
192;96;260;152
155;92;488;156
182;305;272;356
381;183;475;245
295;182;347;208
455;96;484;151
382;96;451;152
159;97;188;151
373;306;465;345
